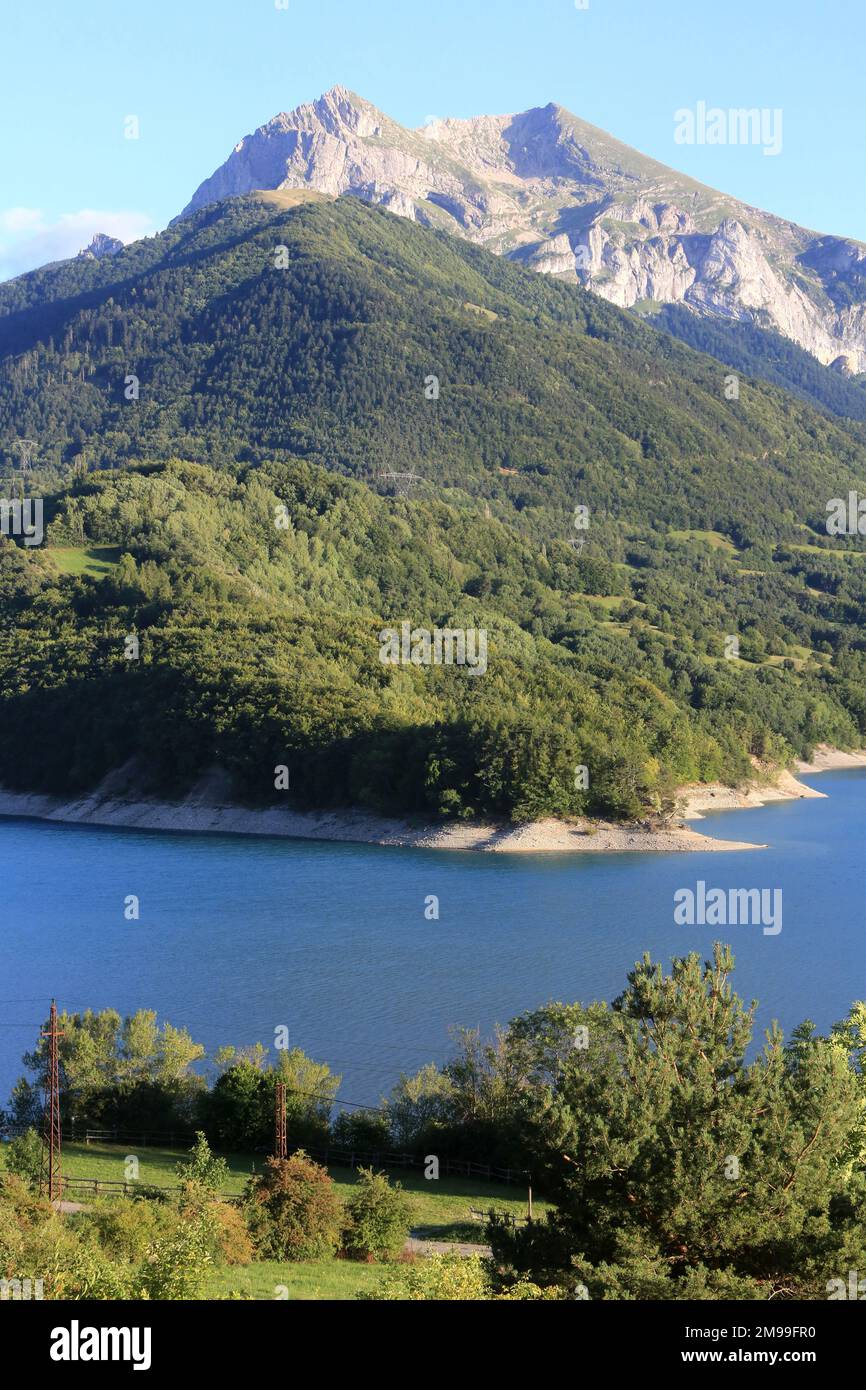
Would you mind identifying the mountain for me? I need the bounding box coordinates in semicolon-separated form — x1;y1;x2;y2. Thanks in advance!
651;305;866;423
1;193;865;822
77;233;124;261
180;87;866;375
3;190;866;528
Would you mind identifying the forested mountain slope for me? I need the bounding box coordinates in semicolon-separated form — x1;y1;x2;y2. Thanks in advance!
652;305;866;423
177;87;866;376
2;191;866;537
1;195;865;821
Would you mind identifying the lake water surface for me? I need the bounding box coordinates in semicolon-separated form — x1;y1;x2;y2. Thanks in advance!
2;770;864;1108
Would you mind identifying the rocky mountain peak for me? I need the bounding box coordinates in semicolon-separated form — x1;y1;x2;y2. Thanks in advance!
77;233;124;260
267;86;385;140
178;89;866;371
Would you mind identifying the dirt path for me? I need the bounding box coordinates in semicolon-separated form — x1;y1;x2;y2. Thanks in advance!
405;1235;491;1258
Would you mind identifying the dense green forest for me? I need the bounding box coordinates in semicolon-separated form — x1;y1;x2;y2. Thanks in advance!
1;193;865;820
652;303;866;423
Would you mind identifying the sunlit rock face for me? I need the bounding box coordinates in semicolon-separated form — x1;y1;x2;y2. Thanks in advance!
180;87;866;372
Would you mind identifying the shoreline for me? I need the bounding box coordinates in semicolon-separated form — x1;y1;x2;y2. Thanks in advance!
1;743;862;854
0;786;758;854
681;747;866;821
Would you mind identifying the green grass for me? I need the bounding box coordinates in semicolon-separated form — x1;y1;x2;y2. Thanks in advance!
331;1166;543;1241
668;529;739;556
463;301;498;321
51;1141;253;1193
47;545;122;578
583;593;628;610
1;1142;547;1301
201;1259;388;1301
7;1142;545;1242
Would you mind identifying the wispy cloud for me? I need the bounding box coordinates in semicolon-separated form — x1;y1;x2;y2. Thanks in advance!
0;208;155;282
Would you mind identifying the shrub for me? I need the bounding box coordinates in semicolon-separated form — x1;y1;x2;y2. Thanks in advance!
175;1179;252;1266
1;1204;132;1300
131;1184;170;1204
0;1173;218;1300
4;1129;43;1189
135;1209;216;1300
243;1152;342;1262
47;1239;134;1301
0;1172;50;1227
342;1168;413;1261
0;1206;24;1275
175;1131;230;1195
362;1252;567;1301
0;1175;52;1282
332;1110;391;1151
78;1200;173;1262
208;1201;253;1266
496;1279;568;1300
363;1252;490;1300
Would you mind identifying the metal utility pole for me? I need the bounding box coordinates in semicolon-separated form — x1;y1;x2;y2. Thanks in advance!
275;1081;287;1161
375;471;424;499
11;438;36;474
40;1001;64;1202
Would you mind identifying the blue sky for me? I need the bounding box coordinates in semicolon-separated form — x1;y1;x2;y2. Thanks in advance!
2;0;864;279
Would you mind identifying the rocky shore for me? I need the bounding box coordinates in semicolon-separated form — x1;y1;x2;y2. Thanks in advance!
0;745;861;854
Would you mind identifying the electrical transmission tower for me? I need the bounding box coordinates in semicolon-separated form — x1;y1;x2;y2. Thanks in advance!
40;1000;64;1202
375;470;424;499
2;438;33;495
11;438;36;473
275;1081;287;1161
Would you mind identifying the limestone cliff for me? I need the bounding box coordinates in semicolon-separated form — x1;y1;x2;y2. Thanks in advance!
179;87;866;371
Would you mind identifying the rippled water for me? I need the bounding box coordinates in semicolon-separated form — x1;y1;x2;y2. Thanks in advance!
2;769;864;1107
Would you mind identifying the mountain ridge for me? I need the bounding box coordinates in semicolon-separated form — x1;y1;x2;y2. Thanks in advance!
1;191;865;824
178;86;866;373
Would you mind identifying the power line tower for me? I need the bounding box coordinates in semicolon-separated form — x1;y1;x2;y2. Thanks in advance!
11;438;37;475
12;438;36;491
4;438;37;499
375;470;424;499
274;1081;287;1161
40;1001;64;1203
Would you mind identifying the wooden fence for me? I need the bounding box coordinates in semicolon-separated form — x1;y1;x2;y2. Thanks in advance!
300;1145;524;1184
78;1129;197;1148
62;1135;525;1185
60;1176;187;1200
3;1127;527;1189
469;1207;529;1227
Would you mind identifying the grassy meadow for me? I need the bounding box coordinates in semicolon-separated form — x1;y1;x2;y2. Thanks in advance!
0;1140;546;1299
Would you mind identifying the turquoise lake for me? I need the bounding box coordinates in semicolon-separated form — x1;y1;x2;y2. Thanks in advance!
2;769;864;1109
